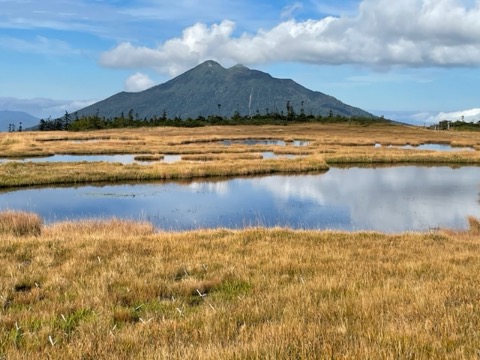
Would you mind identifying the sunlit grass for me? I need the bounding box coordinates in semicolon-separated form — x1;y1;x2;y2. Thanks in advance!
0;155;328;188
0;210;42;236
1;213;480;358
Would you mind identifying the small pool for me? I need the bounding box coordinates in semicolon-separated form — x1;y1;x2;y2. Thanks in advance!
0;154;182;164
375;143;474;152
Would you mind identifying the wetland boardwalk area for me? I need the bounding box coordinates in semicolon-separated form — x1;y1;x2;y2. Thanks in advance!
1;122;480;359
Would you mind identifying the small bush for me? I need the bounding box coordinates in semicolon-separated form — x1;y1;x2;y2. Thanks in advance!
0;211;42;237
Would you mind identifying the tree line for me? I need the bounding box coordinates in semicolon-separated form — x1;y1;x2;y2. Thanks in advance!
38;106;383;131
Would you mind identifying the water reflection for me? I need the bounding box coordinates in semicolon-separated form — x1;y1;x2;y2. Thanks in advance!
375;143;474;152
1;166;479;232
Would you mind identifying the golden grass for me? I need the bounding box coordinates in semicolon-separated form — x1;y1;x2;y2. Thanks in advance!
1;214;480;359
0;155;328;188
0;210;42;236
1;123;480;187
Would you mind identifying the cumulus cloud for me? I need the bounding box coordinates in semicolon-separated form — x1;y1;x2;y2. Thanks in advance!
125;73;155;92
99;0;480;76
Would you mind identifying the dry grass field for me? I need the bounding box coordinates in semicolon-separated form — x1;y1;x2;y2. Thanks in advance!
0;211;480;359
0;123;480;188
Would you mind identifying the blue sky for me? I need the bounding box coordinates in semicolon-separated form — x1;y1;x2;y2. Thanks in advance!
1;0;480;124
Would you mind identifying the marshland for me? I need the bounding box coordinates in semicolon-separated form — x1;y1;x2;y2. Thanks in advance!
1;122;480;187
1;122;480;358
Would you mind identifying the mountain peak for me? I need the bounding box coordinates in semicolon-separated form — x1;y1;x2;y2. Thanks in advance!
198;60;224;69
73;61;375;120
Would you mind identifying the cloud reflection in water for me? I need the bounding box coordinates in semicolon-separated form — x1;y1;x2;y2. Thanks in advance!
0;166;479;232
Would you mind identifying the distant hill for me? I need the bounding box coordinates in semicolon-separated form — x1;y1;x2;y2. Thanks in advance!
73;61;374;120
0;110;39;132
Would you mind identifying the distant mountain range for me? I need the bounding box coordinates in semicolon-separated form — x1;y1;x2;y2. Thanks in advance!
73;60;374;120
0;110;39;132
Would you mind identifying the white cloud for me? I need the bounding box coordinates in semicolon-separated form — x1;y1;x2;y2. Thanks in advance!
422;108;480;123
100;20;238;75
99;0;480;76
125;73;155;92
0;97;97;118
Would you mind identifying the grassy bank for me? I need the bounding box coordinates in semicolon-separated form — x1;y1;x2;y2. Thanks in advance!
1;212;480;359
0;155;328;188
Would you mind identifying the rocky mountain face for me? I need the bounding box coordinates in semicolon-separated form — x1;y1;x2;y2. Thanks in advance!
74;60;374;120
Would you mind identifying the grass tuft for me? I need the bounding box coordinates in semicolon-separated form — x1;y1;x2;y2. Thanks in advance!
0;210;42;236
467;216;480;234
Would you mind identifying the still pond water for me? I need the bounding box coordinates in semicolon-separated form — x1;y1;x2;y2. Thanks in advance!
0;153;298;164
1;166;479;232
0;154;182;164
374;143;475;152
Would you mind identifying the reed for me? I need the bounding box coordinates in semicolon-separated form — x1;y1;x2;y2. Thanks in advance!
1;213;480;359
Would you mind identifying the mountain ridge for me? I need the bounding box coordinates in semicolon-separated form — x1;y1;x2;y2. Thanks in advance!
73;60;375;120
0;110;39;132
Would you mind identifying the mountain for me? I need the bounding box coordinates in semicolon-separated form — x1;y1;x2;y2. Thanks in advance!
0;110;39;132
74;60;374;120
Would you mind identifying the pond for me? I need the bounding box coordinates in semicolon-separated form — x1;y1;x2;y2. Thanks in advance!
0;154;182;164
375;143;475;152
0;153;300;163
1;166;479;233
